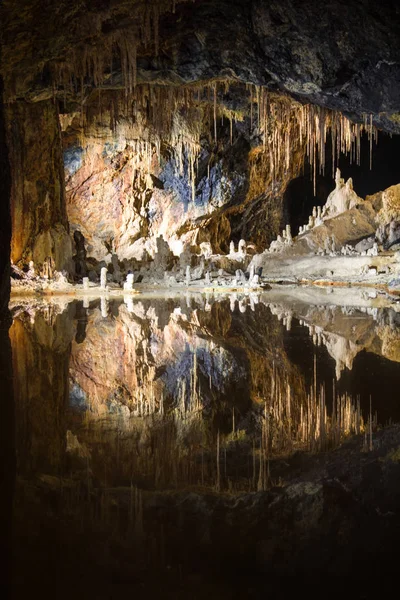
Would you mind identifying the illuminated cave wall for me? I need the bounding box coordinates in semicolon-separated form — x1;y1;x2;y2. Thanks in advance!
3;0;400;274
61;85;307;264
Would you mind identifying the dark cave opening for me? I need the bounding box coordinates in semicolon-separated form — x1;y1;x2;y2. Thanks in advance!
284;131;400;236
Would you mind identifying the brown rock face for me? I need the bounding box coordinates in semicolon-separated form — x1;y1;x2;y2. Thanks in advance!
61;87;305;263
6;100;72;271
9;305;74;474
2;1;400;274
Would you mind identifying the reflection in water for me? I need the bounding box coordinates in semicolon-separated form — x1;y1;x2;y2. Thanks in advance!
10;291;400;492
8;290;400;594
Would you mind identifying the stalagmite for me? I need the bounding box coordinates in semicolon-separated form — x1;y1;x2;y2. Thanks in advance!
205;271;211;285
83;277;89;289
229;241;235;255
251;274;260;286
124;273;134;291
238;239;246;256
200;242;213;259
27;261;35;278
186;265;191;286
100;267;107;289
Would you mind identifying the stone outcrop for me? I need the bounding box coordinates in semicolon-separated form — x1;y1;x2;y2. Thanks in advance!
6;100;72;272
375;184;400;249
322;169;362;218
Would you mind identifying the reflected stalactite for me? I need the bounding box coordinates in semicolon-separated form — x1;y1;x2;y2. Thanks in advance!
9;294;398;494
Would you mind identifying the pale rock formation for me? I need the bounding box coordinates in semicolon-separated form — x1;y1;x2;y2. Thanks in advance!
82;277;89;289
100;267;108;289
229;241;235;256
249;264;255;281
123;273;134;291
315;206;323;226
205;271;211;285
27;261;36;278
322;169;362;218
238;239;246;256
199;242;213;259
235;269;246;285
41;256;55;279
355;237;375;253
186;265;191;286
268;225;294;253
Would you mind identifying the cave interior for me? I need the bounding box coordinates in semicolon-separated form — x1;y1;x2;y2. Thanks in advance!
2;1;400;596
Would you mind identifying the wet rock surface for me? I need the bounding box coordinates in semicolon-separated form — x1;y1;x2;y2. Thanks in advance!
2;1;400;133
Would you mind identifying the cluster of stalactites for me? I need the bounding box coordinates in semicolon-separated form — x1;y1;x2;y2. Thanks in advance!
65;80;378;205
51;1;195;99
75;82;234;203
248;85;378;195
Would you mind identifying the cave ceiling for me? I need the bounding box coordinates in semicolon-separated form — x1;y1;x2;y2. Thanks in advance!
1;0;400;133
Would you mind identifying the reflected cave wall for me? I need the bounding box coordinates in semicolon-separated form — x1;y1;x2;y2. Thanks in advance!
0;71;15;595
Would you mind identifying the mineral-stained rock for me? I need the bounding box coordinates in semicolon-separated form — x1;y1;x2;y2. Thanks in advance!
6;100;72;272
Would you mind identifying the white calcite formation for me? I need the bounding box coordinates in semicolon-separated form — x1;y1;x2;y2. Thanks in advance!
235;269;246;285
82;277;89;289
27;260;36;278
268;225;294;253
199;242;213;259
100;267;108;289
238;239;246;256
186;265;191;286
123;273;134;291
322;168;361;218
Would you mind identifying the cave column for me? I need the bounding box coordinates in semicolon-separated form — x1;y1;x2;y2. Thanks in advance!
6;99;72;273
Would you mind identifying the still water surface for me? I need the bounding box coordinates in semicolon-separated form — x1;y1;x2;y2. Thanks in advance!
8;288;400;596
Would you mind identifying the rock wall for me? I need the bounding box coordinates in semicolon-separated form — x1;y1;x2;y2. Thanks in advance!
6;100;72;272
62;87;304;263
